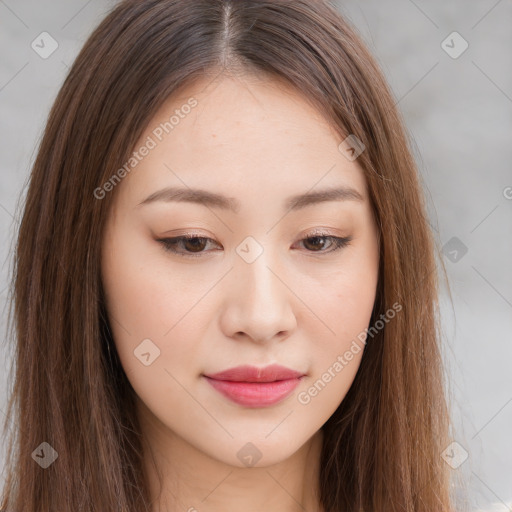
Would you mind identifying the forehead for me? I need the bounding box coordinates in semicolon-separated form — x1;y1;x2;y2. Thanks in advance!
151;73;342;154
114;73;369;207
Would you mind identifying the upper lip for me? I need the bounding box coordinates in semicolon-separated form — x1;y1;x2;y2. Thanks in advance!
204;364;305;383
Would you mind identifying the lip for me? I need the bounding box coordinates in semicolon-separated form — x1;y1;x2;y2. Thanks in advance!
203;364;305;408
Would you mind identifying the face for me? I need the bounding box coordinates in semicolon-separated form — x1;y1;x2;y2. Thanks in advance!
100;72;380;468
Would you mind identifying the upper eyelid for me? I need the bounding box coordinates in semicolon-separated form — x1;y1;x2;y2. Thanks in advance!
161;227;341;239
162;231;341;244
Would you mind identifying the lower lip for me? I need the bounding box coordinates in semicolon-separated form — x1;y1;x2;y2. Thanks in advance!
204;376;302;407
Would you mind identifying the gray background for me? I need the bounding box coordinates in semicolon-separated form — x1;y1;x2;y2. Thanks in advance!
0;1;511;510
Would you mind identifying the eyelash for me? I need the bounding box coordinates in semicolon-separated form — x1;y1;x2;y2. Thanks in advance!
156;231;352;258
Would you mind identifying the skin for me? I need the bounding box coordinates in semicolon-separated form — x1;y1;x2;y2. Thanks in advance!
101;71;380;512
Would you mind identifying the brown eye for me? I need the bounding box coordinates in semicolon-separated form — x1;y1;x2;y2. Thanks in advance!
180;237;208;253
298;234;352;254
158;236;219;257
302;236;329;252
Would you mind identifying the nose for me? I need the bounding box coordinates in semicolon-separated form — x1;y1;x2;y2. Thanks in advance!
218;249;297;344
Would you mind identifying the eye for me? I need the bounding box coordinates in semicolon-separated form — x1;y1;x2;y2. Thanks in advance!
157;234;220;258
296;231;353;254
156;231;352;258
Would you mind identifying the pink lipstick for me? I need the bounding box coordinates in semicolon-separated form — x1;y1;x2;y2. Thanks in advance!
203;364;305;408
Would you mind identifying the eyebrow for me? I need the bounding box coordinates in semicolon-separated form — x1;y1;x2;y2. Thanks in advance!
137;185;364;213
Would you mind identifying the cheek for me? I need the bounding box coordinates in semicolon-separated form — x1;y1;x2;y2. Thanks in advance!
311;248;378;340
309;281;374;371
302;240;378;387
101;227;203;386
295;275;375;416
102;251;207;429
102;250;170;338
102;217;194;336
101;242;214;449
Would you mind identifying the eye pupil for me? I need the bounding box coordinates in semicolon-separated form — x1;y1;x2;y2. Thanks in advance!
184;237;207;252
303;236;327;251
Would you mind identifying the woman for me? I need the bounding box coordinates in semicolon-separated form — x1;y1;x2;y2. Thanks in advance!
1;0;456;510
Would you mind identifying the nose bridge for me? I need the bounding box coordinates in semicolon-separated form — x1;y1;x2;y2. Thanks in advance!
222;237;296;341
237;242;284;313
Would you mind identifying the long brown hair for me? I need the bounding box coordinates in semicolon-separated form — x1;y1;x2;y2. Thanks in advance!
1;0;455;510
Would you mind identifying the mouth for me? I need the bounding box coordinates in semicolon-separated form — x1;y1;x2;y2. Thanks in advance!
203;364;306;408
